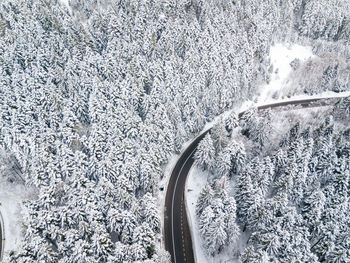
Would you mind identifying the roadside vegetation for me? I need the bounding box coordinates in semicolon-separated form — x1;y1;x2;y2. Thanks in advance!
195;97;350;262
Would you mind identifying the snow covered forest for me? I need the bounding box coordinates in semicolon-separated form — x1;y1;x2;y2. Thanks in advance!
195;97;350;262
0;0;349;262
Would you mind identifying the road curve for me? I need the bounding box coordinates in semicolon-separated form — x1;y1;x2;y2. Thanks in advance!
164;96;345;263
164;130;209;263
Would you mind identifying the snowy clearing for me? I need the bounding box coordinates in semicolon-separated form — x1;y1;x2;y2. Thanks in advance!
258;43;314;103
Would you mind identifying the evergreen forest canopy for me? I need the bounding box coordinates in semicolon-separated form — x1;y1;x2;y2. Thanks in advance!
195;98;350;262
0;0;349;262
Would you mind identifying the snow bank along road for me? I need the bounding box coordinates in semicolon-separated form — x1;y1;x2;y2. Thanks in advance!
0;208;4;261
164;96;345;263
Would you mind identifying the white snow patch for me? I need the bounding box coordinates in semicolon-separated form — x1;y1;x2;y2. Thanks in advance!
0;182;25;259
60;0;69;8
185;166;209;263
59;0;72;14
259;43;314;103
159;13;166;20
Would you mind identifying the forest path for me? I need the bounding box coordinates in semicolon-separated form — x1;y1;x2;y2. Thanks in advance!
164;96;344;263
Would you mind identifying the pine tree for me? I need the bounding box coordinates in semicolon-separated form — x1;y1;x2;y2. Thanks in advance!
235;170;263;230
132;223;156;260
240;246;269;263
225;112;239;133
211;120;230;153
194;133;216;171
302;183;326;234
207;216;227;256
141;193;161;233
196;184;214;216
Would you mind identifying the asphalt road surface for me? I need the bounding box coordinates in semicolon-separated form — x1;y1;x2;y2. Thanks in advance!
164;96;345;263
164;130;209;263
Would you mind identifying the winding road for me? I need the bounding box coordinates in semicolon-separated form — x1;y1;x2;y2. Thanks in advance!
164;96;346;263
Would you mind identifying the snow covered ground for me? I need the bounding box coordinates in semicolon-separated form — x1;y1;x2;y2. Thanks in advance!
59;0;72;14
258;43;314;104
59;0;69;8
255;42;350;107
185;166;209;263
186;166;248;263
0;181;26;260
